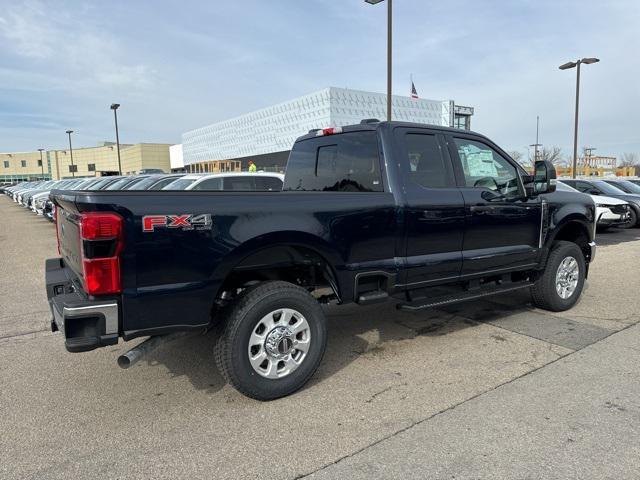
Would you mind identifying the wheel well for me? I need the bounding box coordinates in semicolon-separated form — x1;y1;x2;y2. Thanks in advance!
218;245;339;302
553;221;591;262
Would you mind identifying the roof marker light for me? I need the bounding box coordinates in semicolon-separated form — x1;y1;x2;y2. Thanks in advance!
316;126;343;137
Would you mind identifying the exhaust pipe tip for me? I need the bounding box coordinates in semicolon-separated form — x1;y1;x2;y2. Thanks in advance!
117;354;133;369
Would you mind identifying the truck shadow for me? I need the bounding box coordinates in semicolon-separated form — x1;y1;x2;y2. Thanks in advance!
595;227;640;246
142;291;535;396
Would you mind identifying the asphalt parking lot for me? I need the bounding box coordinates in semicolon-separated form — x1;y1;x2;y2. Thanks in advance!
1;196;639;480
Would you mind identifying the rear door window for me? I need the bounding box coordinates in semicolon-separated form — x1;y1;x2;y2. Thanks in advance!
283;131;383;192
191;178;223;191
402;133;452;188
223;177;255;191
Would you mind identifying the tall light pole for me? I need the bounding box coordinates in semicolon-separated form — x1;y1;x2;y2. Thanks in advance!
530;115;542;163
365;0;392;121
559;57;599;178
110;103;123;175
37;148;45;178
65;130;75;177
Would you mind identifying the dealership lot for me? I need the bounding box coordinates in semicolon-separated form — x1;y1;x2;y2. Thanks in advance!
1;196;639;479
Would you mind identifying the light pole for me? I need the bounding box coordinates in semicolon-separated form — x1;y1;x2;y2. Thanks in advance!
365;0;392;121
530;115;542;163
37;148;45;178
65;130;75;177
559;57;599;178
110;103;123;175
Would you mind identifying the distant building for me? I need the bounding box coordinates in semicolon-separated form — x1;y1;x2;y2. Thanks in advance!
182;87;474;171
1;143;173;182
47;143;172;179
0;151;50;182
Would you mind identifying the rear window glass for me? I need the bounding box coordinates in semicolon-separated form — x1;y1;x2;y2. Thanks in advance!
283;131;383;192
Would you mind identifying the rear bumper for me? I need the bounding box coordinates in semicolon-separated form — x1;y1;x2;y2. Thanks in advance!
46;258;119;352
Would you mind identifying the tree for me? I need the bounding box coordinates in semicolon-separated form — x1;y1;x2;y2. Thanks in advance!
619;152;639;167
507;150;528;167
540;146;566;166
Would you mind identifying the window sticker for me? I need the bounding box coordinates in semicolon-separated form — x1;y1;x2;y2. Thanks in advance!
459;145;497;177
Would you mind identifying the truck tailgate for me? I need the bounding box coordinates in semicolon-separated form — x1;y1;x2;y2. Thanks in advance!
54;195;84;283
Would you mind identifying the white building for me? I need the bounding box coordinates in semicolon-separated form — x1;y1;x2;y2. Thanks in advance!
182;87;473;169
169;143;184;171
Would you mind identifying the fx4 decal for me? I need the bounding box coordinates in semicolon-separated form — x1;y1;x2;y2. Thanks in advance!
142;214;213;232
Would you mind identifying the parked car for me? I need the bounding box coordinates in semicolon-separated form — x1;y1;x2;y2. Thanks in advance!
47;121;595;400
32;179;91;214
556;181;630;230
185;172;284;191
18;180;55;206
560;179;640;228
160;172;283;191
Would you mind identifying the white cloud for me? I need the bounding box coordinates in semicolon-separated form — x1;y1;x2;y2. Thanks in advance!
0;0;154;92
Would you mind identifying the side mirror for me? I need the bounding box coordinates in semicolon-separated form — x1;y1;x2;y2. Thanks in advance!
533;160;557;194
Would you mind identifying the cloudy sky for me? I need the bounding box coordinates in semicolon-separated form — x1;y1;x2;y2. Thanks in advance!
1;0;638;161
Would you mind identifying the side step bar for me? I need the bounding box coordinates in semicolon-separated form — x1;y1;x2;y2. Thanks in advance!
397;282;533;312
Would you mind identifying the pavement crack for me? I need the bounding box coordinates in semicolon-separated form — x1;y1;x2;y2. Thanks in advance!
0;328;50;341
365;382;408;404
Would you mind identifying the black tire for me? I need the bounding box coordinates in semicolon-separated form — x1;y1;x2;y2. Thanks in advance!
618;208;638;229
532;241;586;312
214;281;327;400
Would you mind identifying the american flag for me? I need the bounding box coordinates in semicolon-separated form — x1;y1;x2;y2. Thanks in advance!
410;80;418;99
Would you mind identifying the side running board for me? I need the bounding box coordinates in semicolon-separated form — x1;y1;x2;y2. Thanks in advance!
397;282;533;312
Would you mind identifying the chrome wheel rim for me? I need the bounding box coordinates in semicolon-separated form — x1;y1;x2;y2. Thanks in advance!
248;308;311;379
555;256;579;299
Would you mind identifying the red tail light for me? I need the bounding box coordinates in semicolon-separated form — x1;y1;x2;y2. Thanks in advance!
80;212;124;295
315;126;343;137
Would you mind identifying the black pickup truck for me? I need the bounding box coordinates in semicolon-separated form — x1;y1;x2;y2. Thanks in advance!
47;121;596;400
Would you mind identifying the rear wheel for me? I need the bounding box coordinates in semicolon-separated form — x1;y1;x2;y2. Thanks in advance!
214;281;327;400
532;241;586;312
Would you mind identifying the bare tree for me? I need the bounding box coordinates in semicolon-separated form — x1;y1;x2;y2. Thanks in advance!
507;150;523;162
619;152;639;167
540;146;566;166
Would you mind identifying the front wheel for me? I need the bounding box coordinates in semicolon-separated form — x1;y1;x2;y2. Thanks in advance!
618;208;638;229
214;281;327;400
532;241;586;312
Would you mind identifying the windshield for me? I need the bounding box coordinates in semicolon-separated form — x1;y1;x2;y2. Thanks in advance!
556;181;579;193
162;178;197;190
86;178;115;190
128;176;163;190
611;180;640;194
105;178;136;190
592;180;627;195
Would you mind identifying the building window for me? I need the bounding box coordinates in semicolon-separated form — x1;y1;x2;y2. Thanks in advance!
3;161;8;168
88;163;96;172
37;160;43;167
21;160;27;168
454;114;470;130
